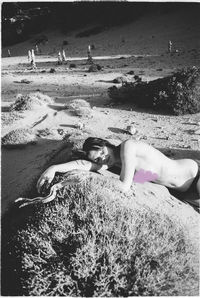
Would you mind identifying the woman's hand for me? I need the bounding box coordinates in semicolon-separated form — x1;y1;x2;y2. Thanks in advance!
37;167;55;193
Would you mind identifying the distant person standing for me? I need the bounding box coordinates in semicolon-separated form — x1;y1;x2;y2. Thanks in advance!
168;40;173;53
35;44;40;55
87;45;93;64
31;49;37;69
57;51;62;65
87;44;91;56
28;50;32;63
62;49;67;62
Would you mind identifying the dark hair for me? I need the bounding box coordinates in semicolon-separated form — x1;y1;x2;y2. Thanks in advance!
83;137;116;153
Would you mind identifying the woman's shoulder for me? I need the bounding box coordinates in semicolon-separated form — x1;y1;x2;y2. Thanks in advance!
120;139;150;153
121;139;137;148
120;139;137;154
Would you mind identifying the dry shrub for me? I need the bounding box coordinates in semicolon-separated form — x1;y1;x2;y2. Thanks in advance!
2;128;36;147
88;64;102;72
72;107;93;117
65;99;93;118
70;63;76;68
108;67;200;115
66;99;91;109
10;92;53;111
113;76;128;84
1;111;24;126
2;174;199;296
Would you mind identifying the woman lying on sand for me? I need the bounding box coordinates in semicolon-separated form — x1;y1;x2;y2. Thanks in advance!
17;137;200;209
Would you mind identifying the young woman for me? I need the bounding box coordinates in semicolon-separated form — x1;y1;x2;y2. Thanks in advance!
17;137;199;208
36;138;199;202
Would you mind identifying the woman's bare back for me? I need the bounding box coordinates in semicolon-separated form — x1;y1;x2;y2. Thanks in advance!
123;140;198;190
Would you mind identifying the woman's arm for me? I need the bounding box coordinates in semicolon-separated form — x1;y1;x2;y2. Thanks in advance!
119;140;136;192
37;159;108;193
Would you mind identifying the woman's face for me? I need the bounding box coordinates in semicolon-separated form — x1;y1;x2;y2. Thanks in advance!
87;146;114;166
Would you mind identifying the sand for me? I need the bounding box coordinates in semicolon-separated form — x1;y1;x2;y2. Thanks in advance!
1;8;200;214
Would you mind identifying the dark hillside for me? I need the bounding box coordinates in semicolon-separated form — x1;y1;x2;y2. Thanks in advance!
2;2;200;46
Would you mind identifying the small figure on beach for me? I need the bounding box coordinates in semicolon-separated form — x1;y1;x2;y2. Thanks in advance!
28;50;32;63
168;40;173;53
62;49;67;62
17;138;200;210
31;49;37;69
35;44;41;55
7;49;11;57
57;51;62;65
87;44;93;64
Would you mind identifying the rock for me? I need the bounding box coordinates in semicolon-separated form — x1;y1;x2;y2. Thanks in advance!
134;75;142;82
113;76;127;84
181;145;191;149
126;70;135;75
76;122;85;130
13;79;32;84
194;129;200;135
126;125;137;135
20;79;32;84
49;68;56;73
70;63;76;68
57;129;64;135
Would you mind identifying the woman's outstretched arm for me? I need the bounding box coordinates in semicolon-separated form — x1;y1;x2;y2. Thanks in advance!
37;159;108;193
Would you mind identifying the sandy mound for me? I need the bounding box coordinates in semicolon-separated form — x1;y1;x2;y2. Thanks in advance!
1;111;24;127
10;92;53;112
65;99;93;118
2;128;37;147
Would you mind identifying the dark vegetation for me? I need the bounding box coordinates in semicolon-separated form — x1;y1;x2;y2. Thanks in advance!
2;2;199;45
88;64;102;72
2;3;51;46
108;67;200;115
70;63;76;69
2;175;199;296
62;40;69;46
